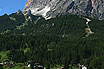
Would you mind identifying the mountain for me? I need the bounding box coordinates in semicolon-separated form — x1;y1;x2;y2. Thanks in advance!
0;13;104;68
0;1;104;68
24;0;104;20
0;9;104;68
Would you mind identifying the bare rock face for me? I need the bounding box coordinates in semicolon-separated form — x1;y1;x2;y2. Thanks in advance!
24;0;104;20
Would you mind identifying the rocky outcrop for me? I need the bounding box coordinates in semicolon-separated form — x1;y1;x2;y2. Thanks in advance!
83;17;94;38
17;9;23;15
24;0;104;20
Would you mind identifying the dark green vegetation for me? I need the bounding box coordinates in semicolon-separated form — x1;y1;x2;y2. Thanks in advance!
0;13;104;69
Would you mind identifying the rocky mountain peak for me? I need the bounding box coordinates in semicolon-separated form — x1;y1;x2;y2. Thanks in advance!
24;0;104;20
25;0;34;9
17;9;23;15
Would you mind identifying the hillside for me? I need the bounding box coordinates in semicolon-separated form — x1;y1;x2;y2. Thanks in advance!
0;13;104;69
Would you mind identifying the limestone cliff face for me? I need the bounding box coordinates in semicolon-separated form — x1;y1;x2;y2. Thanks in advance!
25;0;33;8
24;0;104;20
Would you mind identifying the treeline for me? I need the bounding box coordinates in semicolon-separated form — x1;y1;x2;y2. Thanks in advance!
0;34;104;69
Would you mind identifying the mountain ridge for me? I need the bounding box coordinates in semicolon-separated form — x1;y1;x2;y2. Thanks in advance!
24;0;104;20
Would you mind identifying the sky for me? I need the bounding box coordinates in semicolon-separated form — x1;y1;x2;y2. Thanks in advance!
0;0;27;16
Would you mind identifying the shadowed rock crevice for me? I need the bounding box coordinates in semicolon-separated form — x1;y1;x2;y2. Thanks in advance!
66;1;75;12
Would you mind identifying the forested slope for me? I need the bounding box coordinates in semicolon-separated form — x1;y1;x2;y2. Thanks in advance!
0;13;104;69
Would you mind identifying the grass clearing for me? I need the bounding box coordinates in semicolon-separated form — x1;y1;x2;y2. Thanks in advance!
24;48;30;53
0;51;10;61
